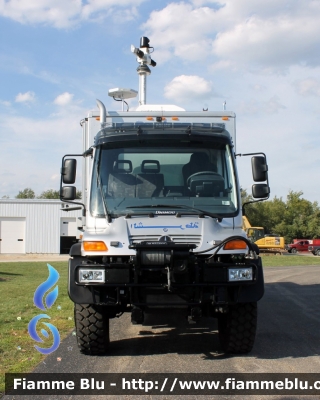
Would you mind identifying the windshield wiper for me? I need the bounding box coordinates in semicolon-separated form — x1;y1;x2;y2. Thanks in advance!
126;204;222;220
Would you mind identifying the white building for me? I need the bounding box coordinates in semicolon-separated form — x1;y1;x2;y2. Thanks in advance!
0;199;82;254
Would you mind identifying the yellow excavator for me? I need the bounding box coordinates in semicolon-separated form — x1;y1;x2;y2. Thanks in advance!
242;216;285;251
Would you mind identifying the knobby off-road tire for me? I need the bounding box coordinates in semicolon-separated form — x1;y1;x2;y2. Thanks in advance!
74;303;110;355
218;302;257;354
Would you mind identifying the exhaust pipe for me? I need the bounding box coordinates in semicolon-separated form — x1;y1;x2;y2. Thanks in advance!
96;99;106;125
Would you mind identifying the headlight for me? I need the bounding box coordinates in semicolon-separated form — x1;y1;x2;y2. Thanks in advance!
79;269;105;283
228;267;253;282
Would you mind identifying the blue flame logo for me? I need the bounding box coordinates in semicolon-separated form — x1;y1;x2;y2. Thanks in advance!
28;264;61;354
28;314;60;354
33;264;59;310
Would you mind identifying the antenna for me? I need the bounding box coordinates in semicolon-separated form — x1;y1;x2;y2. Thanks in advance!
108;88;138;111
131;37;156;106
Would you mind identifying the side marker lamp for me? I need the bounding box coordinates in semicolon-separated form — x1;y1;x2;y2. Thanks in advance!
79;269;105;283
83;241;108;251
228;267;253;282
223;240;247;250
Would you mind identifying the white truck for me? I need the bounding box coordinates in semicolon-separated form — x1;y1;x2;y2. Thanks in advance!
60;37;270;355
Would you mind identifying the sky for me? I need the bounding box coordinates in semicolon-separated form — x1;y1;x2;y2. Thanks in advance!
1;0;320;202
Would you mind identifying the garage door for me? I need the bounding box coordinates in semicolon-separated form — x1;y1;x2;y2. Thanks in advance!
60;217;78;254
60;217;77;237
0;217;26;254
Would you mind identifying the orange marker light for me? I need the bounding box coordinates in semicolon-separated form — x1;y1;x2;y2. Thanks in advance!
83;241;108;251
222;117;229;121
95;117;100;121
146;116;154;121
172;117;179;121
224;240;247;250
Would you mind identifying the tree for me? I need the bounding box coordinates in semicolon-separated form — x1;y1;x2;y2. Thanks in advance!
15;188;82;200
38;189;82;199
242;190;320;244
240;187;253;205
274;191;318;242
16;188;35;199
38;189;60;199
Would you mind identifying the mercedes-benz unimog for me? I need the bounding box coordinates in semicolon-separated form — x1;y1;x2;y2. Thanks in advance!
60;37;270;355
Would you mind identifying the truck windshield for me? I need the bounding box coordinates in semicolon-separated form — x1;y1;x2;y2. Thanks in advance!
90;141;238;218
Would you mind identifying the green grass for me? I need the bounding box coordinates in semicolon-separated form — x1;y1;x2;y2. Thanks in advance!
0;261;73;396
261;254;320;267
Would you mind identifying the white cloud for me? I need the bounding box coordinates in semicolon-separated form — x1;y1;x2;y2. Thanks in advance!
0;100;11;107
252;84;266;92
164;75;213;103
15;91;35;103
0;0;147;28
293;78;320;97
142;3;219;62
50;174;60;181
20;66;61;84
54;92;74;106
236;95;286;116
212;15;320;71
263;96;286;114
142;0;320;72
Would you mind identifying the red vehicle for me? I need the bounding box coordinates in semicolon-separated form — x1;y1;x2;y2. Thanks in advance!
308;239;320;256
286;240;311;253
287;239;320;253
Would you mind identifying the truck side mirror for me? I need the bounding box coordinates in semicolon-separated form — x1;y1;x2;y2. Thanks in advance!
251;156;268;182
60;186;76;201
61;159;77;184
252;184;270;199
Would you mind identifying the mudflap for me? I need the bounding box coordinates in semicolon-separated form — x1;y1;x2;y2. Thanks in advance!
236;257;264;303
68;256;95;304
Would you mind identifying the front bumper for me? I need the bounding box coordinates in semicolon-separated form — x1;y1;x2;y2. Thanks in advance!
68;242;264;307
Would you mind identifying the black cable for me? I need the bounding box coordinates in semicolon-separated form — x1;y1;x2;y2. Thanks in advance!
113;97;129;111
194;235;257;256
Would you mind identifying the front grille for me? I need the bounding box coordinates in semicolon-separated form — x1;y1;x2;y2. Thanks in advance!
130;234;201;247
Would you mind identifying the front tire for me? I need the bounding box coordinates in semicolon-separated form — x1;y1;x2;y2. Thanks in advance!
218;302;257;354
74;303;110;355
291;248;297;254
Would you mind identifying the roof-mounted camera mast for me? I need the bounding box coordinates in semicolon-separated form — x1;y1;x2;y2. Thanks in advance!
131;37;156;106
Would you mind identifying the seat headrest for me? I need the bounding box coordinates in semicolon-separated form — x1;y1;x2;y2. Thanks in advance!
141;160;160;173
113;160;133;173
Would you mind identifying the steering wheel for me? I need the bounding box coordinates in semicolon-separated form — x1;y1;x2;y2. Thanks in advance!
186;171;220;187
